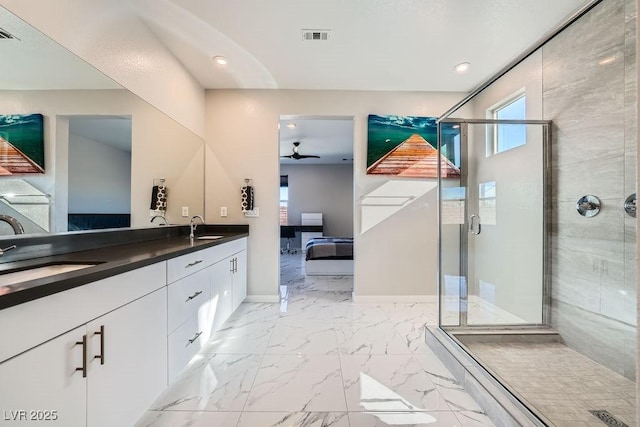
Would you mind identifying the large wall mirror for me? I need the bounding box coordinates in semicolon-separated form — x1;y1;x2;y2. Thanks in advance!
0;6;205;236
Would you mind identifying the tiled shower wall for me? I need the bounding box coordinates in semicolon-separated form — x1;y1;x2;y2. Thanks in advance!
544;0;637;380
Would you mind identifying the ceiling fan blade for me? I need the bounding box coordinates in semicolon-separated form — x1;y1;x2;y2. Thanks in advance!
280;155;294;158
297;155;321;159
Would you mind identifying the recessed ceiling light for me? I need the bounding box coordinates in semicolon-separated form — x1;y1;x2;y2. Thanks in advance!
454;62;471;73
286;123;296;129
213;56;228;66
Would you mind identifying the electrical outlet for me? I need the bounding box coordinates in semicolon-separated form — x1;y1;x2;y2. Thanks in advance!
181;206;189;217
220;206;228;217
244;207;259;217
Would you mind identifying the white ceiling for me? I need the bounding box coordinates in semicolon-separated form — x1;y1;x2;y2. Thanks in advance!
0;7;120;90
2;1;592;162
69;116;132;152
279;117;354;165
140;0;590;92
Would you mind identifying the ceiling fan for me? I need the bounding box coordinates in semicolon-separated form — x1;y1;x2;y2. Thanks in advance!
281;141;320;160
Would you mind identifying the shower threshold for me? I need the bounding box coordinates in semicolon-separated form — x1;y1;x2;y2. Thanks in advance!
430;326;636;427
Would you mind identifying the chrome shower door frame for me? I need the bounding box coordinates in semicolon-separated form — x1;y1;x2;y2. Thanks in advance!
437;118;552;330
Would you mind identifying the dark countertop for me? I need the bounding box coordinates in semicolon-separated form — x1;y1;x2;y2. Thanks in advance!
0;225;249;311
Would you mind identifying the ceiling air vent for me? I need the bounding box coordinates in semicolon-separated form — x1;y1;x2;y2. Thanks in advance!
0;27;17;40
302;29;330;41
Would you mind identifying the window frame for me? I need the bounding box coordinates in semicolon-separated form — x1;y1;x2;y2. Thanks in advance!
486;90;527;156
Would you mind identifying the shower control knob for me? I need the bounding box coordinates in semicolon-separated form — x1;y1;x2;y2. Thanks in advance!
624;193;636;218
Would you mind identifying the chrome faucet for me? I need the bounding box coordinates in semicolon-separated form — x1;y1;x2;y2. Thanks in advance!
150;215;168;226
189;215;205;239
0;215;24;235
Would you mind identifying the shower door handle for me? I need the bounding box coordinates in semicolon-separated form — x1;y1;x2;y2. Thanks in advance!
469;214;481;235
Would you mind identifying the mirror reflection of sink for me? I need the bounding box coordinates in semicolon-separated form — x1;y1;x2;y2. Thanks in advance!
196;235;224;240
0;263;100;286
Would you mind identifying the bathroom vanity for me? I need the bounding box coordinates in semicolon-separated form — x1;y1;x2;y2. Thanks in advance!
0;225;248;427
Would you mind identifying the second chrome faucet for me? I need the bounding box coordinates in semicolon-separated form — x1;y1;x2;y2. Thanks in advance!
189;215;205;239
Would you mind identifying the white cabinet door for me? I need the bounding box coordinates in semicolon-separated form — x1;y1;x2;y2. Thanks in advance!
86;288;167;427
209;258;234;333
232;250;247;311
0;326;86;427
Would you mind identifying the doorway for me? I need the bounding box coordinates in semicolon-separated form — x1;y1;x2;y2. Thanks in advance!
278;115;355;295
67;116;132;231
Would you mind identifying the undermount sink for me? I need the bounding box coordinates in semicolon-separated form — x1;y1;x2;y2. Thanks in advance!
0;262;99;286
196;235;224;240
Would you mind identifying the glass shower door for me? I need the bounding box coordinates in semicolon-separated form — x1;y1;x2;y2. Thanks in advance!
438;119;550;328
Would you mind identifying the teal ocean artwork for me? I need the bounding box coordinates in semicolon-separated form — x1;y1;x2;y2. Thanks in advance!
0;114;45;174
366;114;438;168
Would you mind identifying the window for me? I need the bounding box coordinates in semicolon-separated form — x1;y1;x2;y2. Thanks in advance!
280;175;288;225
488;93;526;155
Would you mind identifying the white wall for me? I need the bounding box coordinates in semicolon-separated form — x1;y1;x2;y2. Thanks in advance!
0;89;204;231
205;89;465;301
0;0;206;138
68;133;131;214
280;163;354;246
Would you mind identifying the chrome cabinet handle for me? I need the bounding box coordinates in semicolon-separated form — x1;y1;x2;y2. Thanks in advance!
75;334;87;377
185;290;203;302
94;325;105;365
233;257;237;273
469;214;482;235
185;259;203;268
230;258;234;273
187;331;202;345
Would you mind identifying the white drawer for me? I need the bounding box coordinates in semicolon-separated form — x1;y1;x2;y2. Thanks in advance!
167;249;212;284
168;316;206;383
0;262;167;363
167;267;210;334
166;239;247;284
202;238;247;262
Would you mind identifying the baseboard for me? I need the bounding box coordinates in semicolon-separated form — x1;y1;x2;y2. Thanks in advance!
244;295;279;303
352;295;437;303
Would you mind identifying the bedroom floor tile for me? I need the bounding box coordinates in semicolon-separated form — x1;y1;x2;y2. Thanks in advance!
137;253;492;426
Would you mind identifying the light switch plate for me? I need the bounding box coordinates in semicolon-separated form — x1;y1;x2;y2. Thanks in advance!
181;207;189;217
220;206;228;217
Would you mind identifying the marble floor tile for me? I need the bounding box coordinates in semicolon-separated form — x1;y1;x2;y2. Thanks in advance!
245;355;347;412
336;322;412;355
413;353;463;389
278;298;335;322
385;302;438;324
454;410;496;426
439;387;488;413
340;354;451;412
393;322;432;354
227;302;281;323
134;411;241;427
150;354;262;411
236;412;349;427
139;255;494;426
348;410;463;426
199;319;276;354
332;302;392;323
266;321;339;355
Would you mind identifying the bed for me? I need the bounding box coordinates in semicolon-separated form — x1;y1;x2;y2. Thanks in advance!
305;237;354;276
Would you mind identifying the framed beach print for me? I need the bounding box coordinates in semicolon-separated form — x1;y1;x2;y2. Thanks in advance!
366;114;459;178
0;114;45;175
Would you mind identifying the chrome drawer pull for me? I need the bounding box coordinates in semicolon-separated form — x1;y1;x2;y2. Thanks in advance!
185;259;203;268
187;331;203;345
185;290;203;302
